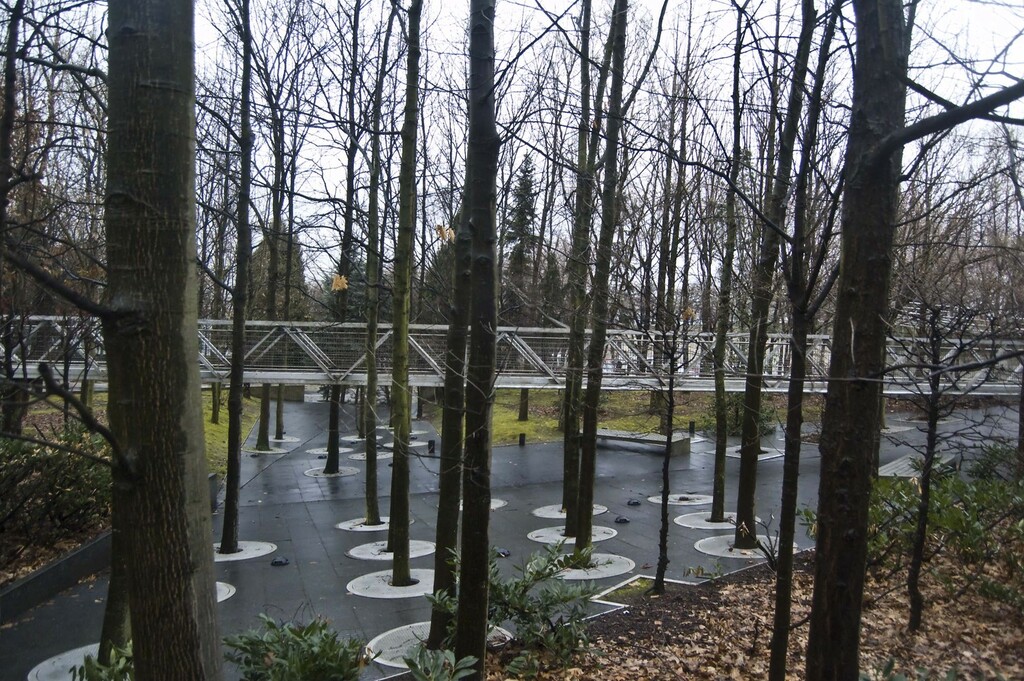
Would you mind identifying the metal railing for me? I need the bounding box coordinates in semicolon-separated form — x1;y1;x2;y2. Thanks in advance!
2;316;1021;396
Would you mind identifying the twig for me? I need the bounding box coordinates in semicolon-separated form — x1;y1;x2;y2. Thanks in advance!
37;362;134;478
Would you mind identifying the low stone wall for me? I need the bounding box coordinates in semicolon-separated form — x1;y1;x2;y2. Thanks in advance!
0;531;111;624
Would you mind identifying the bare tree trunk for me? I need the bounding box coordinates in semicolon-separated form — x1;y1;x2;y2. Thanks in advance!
362;4;396;529
427;207;469;648
710;3;745;524
562;0;614;537
560;0;594;531
768;6;839;677
735;0;816;550
388;0;422;588
104;1;221;676
652;340;677;593
576;0;628;556
454;0;501;673
220;0;255;557
767;310;809;679
908;307;943;632
0;0;28;437
806;1;908;676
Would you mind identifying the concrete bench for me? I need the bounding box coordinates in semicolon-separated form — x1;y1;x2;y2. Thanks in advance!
595;428;691;456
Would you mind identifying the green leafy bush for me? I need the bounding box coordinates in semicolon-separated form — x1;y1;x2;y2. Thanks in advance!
0;428;112;578
803;445;1024;614
224;615;368;681
71;644;133;681
429;544;600;678
403;647;477;681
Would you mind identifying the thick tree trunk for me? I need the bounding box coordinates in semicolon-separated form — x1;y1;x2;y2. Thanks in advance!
388;0;422;588
518;388;529;421
104;2;221;677
1017;360;1023;481
454;0;500;674
0;0;28;438
576;0;628;556
99;480;131;663
806;1;908;677
735;0;816;550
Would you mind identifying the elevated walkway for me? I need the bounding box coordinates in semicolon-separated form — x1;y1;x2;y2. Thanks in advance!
5;316;1022;396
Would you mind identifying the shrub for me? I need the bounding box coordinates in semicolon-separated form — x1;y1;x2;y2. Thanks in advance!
429;544;600;678
224;615;368;681
403;647;477;681
803;445;1024;614
0;428;112;580
71;644;133;681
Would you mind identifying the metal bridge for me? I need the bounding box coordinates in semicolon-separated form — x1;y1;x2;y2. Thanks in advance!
6;317;1023;396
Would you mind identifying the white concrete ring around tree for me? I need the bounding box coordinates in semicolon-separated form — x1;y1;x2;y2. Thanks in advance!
216;581;236;602
347;539;436;561
346;568;435;599
305;446;355;456
725;445;783;461
270;436;301;444
28;644;99;681
379;440;429;450
458;498;508;511
382;427;431;436
303;466;359;478
336;517;405;532
694;534;793;559
31;582;265;679
557;553;635;581
242;446;288;455
366;621;512;669
646;493;713;506
673;512;761;530
213;540;277;562
527;525;617;544
348;450;394;461
531;503;607;519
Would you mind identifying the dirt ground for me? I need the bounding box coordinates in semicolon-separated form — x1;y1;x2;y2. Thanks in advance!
488;552;1024;680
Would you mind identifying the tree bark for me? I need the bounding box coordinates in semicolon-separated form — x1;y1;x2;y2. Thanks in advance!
361;4;396;529
220;0;255;557
768;6;839;677
388;0;422;588
104;1;221;676
428;207;470;649
806;1;908;677
735;0;816;550
576;0;628;556
454;0;501;673
560;0;594;531
710;3;745;524
518;388;529;421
